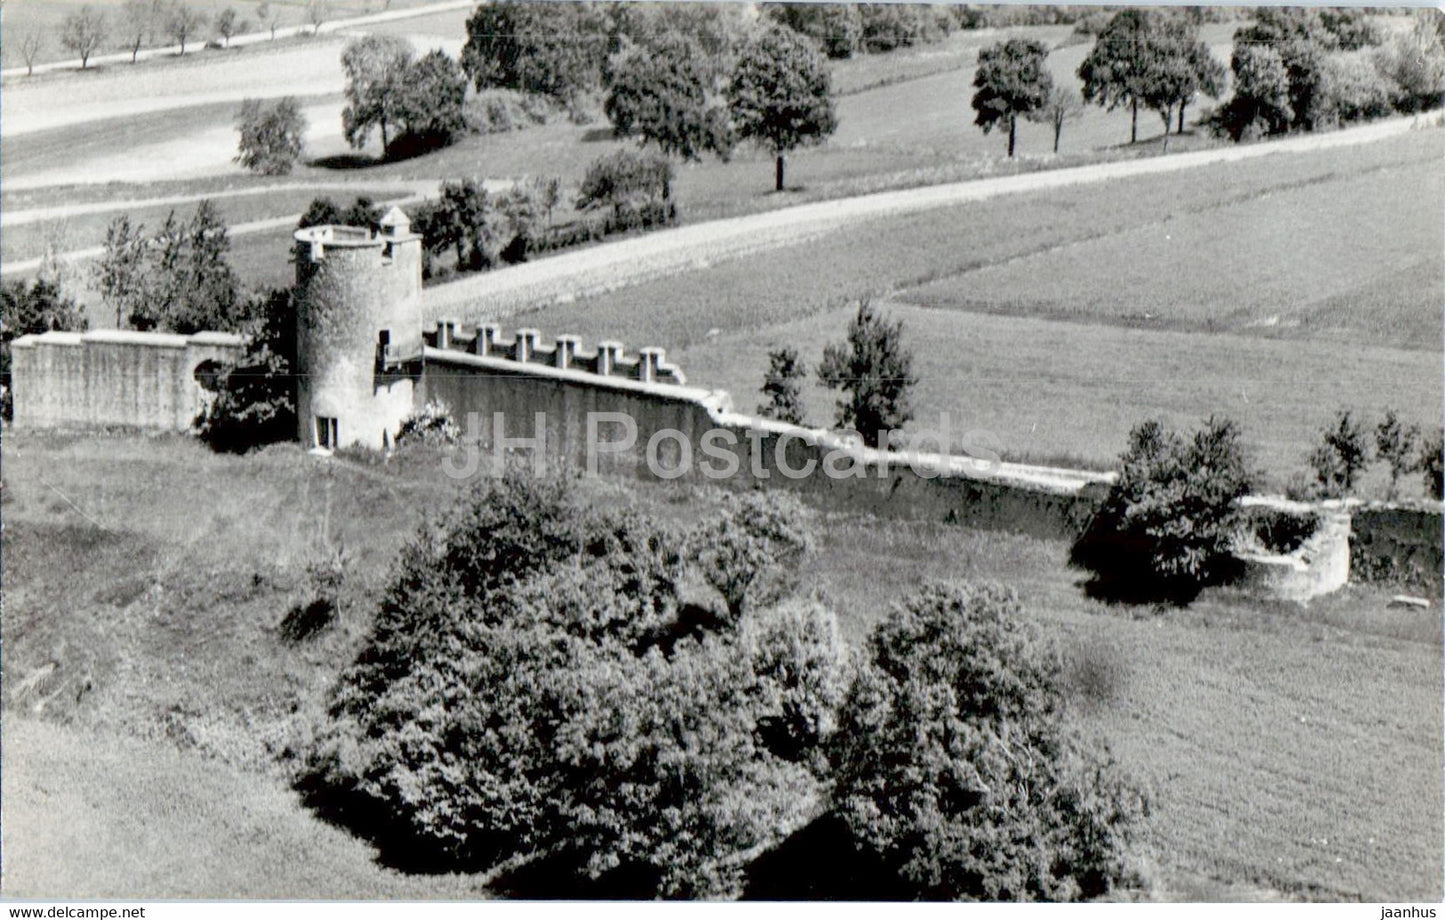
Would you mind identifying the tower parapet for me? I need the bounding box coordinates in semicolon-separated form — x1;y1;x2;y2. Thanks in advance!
293;211;423;450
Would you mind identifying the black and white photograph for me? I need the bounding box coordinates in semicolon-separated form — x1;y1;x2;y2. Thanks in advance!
0;0;1441;909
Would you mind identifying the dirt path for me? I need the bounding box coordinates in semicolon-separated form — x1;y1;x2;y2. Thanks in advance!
421;116;1439;322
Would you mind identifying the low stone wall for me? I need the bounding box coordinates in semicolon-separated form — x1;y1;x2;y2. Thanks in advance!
1350;505;1444;597
9;330;245;432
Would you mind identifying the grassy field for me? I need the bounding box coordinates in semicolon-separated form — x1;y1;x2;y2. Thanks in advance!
498;130;1442;483
2;431;1439;900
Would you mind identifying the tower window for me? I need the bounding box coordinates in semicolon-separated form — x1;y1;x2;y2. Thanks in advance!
316;416;339;449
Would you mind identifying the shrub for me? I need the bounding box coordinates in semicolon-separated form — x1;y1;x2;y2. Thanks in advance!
395;399;460;448
576;148;676;223
234;97;307;175
1308;409;1371;498
767;3;863;59
830;581;1148;901
1070;417;1253;603
1315;50;1397;126
689;489;814;622
1373;14;1445;112
1241;504;1321;554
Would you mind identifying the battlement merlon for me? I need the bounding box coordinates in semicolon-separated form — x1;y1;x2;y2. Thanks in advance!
413;322;687;386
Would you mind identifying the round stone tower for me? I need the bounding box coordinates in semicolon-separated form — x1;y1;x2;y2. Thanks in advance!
293;207;423;450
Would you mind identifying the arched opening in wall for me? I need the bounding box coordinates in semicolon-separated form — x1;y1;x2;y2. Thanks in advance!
193;359;227;393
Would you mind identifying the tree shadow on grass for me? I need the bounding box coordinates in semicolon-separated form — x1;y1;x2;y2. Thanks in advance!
742;814;911;901
309;153;381;171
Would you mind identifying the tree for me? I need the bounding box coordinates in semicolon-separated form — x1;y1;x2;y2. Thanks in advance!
1420;427;1444;501
766;4;863;59
306;0;329;36
605;34;734;162
1308;409;1371;498
1375;410;1421;501
1070;417;1253;603
235;97;307;175
1078;9;1167;144
689;490;813;622
61;6;108;70
461;1;611;103
120;0;156;63
1216;43;1294;140
971;38;1054;158
19;29;45;76
430;179;493;270
1026;85;1085;154
1375;14;1445;114
1233;9;1336;132
256;0;280;40
391;49;469;158
830;581;1147;900
727;24;839;192
94;216;150;328
1;279;87;422
94;203;241;333
816;298;917;449
758;346;808;424
297;196;344;229
1140;17;1225;143
215;7;241;47
166;3;204;55
341;35;414;157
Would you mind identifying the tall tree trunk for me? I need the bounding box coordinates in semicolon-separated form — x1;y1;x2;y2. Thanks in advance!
1177;102;1187;134
774;155;785;192
1130;98;1138;144
1053;116;1062;153
1007;115;1016;158
1160;105;1172;153
381;123;390;161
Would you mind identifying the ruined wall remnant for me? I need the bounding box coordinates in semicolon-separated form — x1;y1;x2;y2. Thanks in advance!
9;329;245;431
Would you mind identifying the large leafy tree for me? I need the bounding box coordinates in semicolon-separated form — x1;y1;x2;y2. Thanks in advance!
605;33;733;163
235;96;307;175
392;49;468;157
971;37;1054;158
301;471;841;896
816;298;917;449
341;34;414;157
1232;8;1337;132
461;0;611;103
727;23;839;192
1078;8;1167;144
831;581;1147;901
1217;43;1294;140
1070;417;1253;603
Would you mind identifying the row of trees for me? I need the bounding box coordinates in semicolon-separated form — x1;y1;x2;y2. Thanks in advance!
46;1;315;72
298;471;1146;899
1301;408;1443;502
94;202;243;334
968;10;1225;158
1218;8;1445;141
462;3;839;191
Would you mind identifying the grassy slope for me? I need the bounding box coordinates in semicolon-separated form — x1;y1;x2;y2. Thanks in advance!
1;431;1439;900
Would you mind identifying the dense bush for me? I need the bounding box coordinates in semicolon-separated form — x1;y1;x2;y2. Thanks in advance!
757;346;808;425
830;581;1147;900
301;471;845;895
194;288;296;453
1420;427;1444;501
1315;50;1397;127
1373;14;1445;113
1241;504;1320;554
1071;417;1253;603
0;278;87;422
395;399;460;448
576;148;677;224
766;3;864;59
